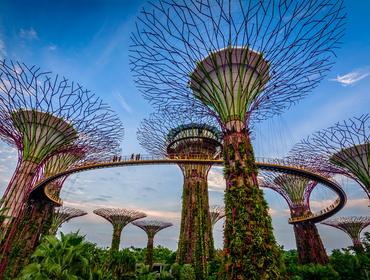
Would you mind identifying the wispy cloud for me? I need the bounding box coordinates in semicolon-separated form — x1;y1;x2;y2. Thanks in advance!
19;27;38;40
63;199;180;221
113;91;133;114
48;44;57;51
208;167;226;192
331;68;370;86
310;198;368;212
0;34;6;59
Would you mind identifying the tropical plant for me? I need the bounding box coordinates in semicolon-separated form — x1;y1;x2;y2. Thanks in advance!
17;232;107;280
179;264;195;280
170;263;181;280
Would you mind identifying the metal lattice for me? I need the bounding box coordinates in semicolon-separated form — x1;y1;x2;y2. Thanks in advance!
132;220;173;237
93;208;146;228
289;114;370;199
209;205;225;227
130;0;345;129
321;216;370;244
0;60;124;221
137;111;221;158
50;206;87;234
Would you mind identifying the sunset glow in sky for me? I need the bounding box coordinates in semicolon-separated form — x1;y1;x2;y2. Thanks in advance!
0;0;369;251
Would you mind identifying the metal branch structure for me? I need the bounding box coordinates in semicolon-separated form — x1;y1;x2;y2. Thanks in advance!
131;1;345;278
290;114;370;200
259;172;329;264
132;220;173;269
93;208;146;251
12;149;121;254
0;60;124;278
321;216;370;252
138;111;222;278
49;206;87;235
209;205;225;228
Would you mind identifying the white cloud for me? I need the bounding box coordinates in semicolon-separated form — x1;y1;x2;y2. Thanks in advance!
113;92;133;114
331;69;370;86
63;200;180;222
207;167;225;192
48;44;57;51
310;198;368;212
19;27;38;40
345;198;368;208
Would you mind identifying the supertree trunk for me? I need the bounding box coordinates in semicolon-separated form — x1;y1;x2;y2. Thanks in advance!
293;222;328;265
353;238;364;253
132;220;172;272
222;130;281;280
111;225;123;251
2;198;54;278
177;167;214;280
146;235;154;269
1;159;39;227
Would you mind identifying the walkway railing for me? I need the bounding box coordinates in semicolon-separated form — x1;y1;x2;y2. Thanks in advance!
30;154;346;224
288;198;341;223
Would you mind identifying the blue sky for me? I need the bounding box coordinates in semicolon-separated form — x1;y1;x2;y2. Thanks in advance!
0;0;369;251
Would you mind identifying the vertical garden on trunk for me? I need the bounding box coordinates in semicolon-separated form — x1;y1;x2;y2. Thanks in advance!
130;0;345;278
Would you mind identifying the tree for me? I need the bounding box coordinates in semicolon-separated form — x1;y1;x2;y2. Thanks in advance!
93;208;146;251
132;220;172;270
131;1;345;278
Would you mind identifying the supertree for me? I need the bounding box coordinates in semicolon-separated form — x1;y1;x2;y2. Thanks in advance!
132;220;173;269
137;111;222;279
0;59;124;277
321;216;370;252
130;0;345;278
259;172;329;264
8;148;121;265
93;208;146;251
209;205;225;228
0;60;123;225
49;206;88;235
289;114;369;200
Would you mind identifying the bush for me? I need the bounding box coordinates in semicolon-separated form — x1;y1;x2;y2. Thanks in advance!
129;246;176;265
294;264;339;280
17;232;109;280
330;249;370;280
94;249;136;279
180;264;195;280
159;270;175;279
171;263;181;280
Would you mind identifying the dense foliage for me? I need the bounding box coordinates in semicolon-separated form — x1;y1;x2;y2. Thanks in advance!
16;232;370;280
222;135;283;279
283;232;370;280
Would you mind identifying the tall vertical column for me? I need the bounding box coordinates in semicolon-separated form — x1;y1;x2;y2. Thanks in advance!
222;127;281;279
177;164;214;280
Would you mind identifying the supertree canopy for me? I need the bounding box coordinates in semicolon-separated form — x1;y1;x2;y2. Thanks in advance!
209;205;225;228
132;220;173;269
138;111;222;279
131;1;345;278
0;60;123;224
49;206;88;235
4;149;122;279
260;172;329;264
321;216;370;252
0;60;124;277
93;208;146;251
290;114;370;199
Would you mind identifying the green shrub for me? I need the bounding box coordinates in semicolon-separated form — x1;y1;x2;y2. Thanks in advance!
295;264;339;280
171;263;181;280
180;264;195;280
17;232;109;280
159;270;175;279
